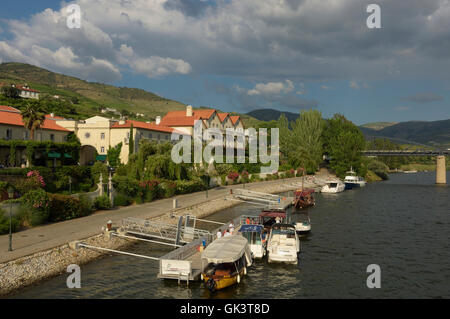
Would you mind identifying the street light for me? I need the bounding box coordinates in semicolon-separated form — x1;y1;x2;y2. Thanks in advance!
7;186;14;252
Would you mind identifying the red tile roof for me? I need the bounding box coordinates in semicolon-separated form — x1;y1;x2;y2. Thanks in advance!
0;105;21;113
230;116;241;125
217;113;229;122
162;108;216;127
0;109;70;132
16;85;39;93
111;120;186;134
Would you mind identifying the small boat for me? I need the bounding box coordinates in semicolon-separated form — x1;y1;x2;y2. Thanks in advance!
239;224;266;259
321;180;346;193
344;167;366;189
267;224;300;265
201;236;253;292
293;189;315;209
293;213;311;234
404;170;418;174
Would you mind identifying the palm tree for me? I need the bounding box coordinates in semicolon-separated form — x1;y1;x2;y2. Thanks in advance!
21;101;46;141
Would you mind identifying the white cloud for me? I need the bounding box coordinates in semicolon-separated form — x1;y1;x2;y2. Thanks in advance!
118;44;191;78
247;80;294;95
1;0;450;84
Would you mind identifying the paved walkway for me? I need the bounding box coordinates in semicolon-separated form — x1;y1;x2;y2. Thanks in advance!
0;178;306;263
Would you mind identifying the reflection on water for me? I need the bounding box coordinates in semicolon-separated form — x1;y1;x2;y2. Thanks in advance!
8;172;450;299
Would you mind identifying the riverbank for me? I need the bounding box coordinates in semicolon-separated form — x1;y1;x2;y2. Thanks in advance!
0;174;330;296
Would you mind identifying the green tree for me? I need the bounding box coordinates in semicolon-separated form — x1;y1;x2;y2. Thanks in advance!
278;110;324;173
129;123;134;159
322;114;366;178
21;101;47;140
107;142;122;168
1;86;20;98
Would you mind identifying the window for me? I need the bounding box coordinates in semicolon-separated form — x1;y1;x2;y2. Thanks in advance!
100;146;105;153
165;135;168;140
85;132;90;138
6;129;12;140
50;134;55;142
23;131;28;139
149;133;153;139
101;133;105;140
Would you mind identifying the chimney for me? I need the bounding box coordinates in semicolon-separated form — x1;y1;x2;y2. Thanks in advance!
186;105;193;117
50;113;55;118
156;116;161;125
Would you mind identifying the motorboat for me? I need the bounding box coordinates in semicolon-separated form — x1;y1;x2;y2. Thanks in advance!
293;213;311;234
239;224;266;259
293;189;315;209
201;235;253;292
259;210;288;232
344;167;367;189
321;180;346;193
404;170;418;174
267;224;300;265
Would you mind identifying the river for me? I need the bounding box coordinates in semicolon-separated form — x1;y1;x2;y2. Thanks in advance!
8;172;450;298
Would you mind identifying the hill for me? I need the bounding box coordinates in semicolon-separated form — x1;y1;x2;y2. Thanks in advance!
0;62;186;120
246;108;299;122
361;122;398;131
360;120;450;148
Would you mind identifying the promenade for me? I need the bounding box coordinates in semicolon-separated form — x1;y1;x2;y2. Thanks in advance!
0;177;312;264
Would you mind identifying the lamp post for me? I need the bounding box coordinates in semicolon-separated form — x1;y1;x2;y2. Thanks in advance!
7;186;14;252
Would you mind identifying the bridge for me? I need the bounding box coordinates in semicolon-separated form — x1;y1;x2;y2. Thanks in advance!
362;149;448;184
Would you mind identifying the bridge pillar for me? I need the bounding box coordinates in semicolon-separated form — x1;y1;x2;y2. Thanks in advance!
436;155;447;184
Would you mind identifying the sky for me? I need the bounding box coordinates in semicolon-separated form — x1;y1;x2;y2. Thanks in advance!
0;0;449;125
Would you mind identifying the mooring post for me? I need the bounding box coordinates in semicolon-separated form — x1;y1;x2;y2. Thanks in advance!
436;155;447;184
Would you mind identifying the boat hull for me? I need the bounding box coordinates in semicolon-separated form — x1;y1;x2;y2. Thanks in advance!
344;182;366;190
202;269;245;291
268;253;298;264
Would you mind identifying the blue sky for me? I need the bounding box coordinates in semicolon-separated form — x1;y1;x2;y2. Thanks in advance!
1;0;449;125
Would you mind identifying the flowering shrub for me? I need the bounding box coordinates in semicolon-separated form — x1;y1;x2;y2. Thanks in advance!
138;180;160;202
227;172;240;183
27;170;46;187
160;181;177;198
175;179;205;194
241;171;250;183
21;189;50;226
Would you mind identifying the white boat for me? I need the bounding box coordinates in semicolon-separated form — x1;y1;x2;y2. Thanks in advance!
344;167;366;189
238;224;266;259
404;170;418;174
294;214;311;234
321;180;346;193
267;224;300;265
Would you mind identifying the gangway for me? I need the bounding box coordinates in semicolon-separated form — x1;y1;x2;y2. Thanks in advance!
230;189;293;210
121;216;212;245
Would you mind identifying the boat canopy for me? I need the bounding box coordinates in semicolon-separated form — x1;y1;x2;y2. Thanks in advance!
202;236;252;265
294;189;315;196
259;211;286;218
239;225;264;233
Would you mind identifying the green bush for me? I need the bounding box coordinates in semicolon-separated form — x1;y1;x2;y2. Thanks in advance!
78;194;94;217
0;209;20;235
160;181;177;198
47;194;84;222
113;176;139;198
215;164;234;176
21;189;50;226
175;179;205;194
114;193;132;206
94;195;111;210
91;162;108;183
